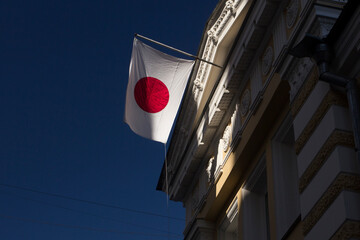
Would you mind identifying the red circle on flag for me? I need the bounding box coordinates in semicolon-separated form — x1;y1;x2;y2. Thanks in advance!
134;77;169;113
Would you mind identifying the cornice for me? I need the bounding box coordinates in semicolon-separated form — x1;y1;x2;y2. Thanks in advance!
193;0;246;104
161;0;255;199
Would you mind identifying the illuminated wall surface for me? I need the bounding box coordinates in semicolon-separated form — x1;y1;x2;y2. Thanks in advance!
157;0;360;239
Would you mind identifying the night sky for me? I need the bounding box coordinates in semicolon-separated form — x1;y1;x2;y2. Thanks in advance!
0;1;217;239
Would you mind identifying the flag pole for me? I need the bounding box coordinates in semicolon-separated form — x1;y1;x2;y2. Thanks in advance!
135;33;222;68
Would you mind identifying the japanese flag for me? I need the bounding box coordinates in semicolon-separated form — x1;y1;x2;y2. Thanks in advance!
125;38;194;143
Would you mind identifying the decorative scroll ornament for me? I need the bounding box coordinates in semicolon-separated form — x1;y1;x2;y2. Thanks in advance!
222;126;231;152
193;78;205;102
225;0;235;14
231;103;242;141
194;78;204;91
311;17;338;38
288;58;313;101
206;157;214;182
286;0;299;28
240;89;251;117
207;29;219;44
192;0;242;104
261;46;274;76
217;138;225;168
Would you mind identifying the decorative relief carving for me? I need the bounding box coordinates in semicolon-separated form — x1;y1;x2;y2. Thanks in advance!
225;0;236;14
288;58;314;101
210;0;241;39
240;89;251;117
261;46;274;76
222;126;231;152
231;103;238;124
290;68;319;117
310;17;337;39
303;173;360;235
231;103;241;142
192;0;242;103
207;29;219;44
206;157;214;183
193;54;212;102
194;79;204;91
299;130;355;193
217;138;225;170
197;129;204;146
286;0;299;28
319;21;335;38
193;86;201;102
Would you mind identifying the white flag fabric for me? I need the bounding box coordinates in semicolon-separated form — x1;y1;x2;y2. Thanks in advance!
125;38;194;143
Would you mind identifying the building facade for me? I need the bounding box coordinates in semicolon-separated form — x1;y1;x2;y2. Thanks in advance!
157;0;360;239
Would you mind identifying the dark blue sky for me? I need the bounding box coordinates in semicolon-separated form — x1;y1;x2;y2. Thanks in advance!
0;1;217;239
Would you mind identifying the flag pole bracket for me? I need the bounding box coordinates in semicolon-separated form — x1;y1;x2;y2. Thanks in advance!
134;33;222;68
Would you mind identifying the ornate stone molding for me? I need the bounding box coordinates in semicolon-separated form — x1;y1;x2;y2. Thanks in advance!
330;220;360;240
222;125;232;152
295;90;348;154
207;29;219;45
210;0;242;40
206;157;214;183
303;173;360;235
290;67;319;117
310;16;338;39
261;46;274;76
318;18;336;38
240;89;251;117
286;0;299;29
194;79;204;91
225;0;236;14
231;103;241;142
287;58;314;102
299;130;355;193
192;0;243;102
217;138;225;171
